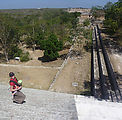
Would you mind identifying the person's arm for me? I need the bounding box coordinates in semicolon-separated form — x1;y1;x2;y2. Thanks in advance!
10;86;22;92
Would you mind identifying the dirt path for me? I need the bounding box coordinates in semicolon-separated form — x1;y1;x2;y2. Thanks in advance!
49;52;91;94
48;45;74;90
0;63;61;69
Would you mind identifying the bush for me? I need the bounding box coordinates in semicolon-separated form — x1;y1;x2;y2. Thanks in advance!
103;19;118;34
8;45;30;62
83;19;90;26
8;45;22;59
20;52;30;62
83;29;92;51
84;40;92;52
83;29;92;40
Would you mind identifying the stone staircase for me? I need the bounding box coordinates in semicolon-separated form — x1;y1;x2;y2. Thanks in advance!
0;84;122;120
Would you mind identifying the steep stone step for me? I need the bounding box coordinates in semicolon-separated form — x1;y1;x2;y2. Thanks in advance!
0;84;122;120
0;84;78;120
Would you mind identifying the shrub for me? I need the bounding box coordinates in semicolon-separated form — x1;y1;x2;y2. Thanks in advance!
83;19;90;27
8;45;22;59
83;29;92;51
83;29;92;40
84;40;92;51
20;52;30;62
103;19;118;34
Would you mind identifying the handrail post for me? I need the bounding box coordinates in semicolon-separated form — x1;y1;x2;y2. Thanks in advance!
96;25;122;101
94;27;108;100
91;28;95;96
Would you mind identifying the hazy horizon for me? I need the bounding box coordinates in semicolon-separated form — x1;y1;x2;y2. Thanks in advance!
0;0;118;9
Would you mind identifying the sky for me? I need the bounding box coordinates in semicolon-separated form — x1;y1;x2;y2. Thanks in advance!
0;0;118;9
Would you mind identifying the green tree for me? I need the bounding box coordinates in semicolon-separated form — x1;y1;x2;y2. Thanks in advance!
104;2;113;10
40;34;63;61
0;21;18;62
104;0;122;34
91;6;104;19
103;0;122;45
24;20;37;51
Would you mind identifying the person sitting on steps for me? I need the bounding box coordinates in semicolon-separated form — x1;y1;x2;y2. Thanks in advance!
9;72;26;104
